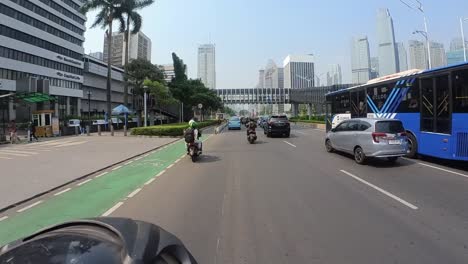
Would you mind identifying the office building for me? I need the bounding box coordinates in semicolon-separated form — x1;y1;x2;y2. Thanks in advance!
430;42;447;68
370;57;379;79
257;69;265;88
263;60;284;89
160;64;175;83
397;42;408;72
409;40;428;69
376;8;398;75
0;0;86;122
351;36;371;84
447;50;465;65
197;44;216;89
283;54;315;89
450;37;467;51
82;55;131;114
89;52;103;61
103;31;152;67
327;64;342;86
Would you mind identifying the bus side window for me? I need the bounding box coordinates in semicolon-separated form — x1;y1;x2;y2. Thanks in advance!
453;70;468;113
398;80;420;113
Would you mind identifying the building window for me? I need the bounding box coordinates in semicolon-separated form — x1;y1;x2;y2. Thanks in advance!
0;67;81;90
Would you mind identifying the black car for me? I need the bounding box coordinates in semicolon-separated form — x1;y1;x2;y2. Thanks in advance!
264;115;290;137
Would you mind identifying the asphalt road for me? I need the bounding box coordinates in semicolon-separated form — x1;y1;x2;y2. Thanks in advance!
110;125;468;263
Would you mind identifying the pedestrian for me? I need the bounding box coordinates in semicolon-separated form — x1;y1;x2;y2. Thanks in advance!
29;121;38;142
8;120;19;144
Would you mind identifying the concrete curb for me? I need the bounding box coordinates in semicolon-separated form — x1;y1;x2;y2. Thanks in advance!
294;122;326;130
215;122;228;134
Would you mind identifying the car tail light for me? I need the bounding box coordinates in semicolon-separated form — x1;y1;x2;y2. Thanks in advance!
372;132;387;143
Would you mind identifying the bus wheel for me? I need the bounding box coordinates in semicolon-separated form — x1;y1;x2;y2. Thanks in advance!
406;133;418;159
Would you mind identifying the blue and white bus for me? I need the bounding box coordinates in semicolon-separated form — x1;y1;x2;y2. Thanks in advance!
325;63;468;161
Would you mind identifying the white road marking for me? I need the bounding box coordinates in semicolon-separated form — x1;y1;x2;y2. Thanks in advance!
53;141;87;147
295;131;306;135
283;141;297;148
167;164;174;169
77;179;92;186
134;157;142;161
175;158;181;163
151;151;156;154
127;188;142;198
54;188;71;196
143;153;149;157
0;216;8;222
340;170;418;210
17;201;43;213
0;152;28;157
0;156;12;160
102;202;124;216
95;172;108;178
180;154;186;158
156;170;166;177
418;163;468;179
124;161;133;165
112;165;122;171
144;178;155;185
216;237;220;251
0;149;38;155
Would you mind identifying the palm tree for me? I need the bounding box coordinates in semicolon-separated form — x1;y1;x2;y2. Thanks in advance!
117;0;154;107
81;0;124;124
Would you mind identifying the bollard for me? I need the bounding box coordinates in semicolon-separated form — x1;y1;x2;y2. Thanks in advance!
75;126;78;136
98;125;101;136
124;125;127;136
86;125;90;136
111;125;114;136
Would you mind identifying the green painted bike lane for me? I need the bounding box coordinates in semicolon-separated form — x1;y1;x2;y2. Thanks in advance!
0;135;210;246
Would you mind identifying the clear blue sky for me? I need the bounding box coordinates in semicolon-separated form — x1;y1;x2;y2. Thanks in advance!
83;0;468;88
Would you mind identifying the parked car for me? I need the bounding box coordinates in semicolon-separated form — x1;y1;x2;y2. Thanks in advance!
325;118;408;164
228;116;241;130
67;119;81;127
264;115;290;137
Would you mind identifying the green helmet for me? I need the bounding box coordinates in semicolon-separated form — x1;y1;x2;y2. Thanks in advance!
188;119;198;128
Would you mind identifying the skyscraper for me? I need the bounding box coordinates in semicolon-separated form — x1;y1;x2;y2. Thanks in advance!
396;42;408;72
257;70;265;88
430;42;447;68
263;60;284;88
351;36;371;84
450;37;467;51
447;37;467;66
103;31;151;67
370;57;379;79
283;55;315;89
326;64;342;86
89;52;104;61
408;40;428;69
197;44;216;89
376;8;398;75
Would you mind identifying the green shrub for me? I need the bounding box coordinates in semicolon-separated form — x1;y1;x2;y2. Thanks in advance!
130;120;219;136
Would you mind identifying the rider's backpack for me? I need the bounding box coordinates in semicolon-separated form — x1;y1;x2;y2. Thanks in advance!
184;128;195;143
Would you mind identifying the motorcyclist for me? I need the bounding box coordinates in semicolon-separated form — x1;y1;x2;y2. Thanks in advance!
246;117;257;135
186;118;202;153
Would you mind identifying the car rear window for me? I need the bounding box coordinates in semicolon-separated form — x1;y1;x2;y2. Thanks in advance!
270;116;288;122
230;117;239;121
375;121;405;133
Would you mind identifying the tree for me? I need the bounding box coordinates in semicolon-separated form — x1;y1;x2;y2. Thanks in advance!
143;79;176;124
116;0;154;106
223;106;236;116
81;0;124;123
126;58;164;96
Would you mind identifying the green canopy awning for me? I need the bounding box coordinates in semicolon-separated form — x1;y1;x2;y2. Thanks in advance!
16;93;56;103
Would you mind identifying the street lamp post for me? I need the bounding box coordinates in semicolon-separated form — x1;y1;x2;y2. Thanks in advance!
143;86;148;127
87;90;91;124
401;0;432;68
413;30;431;68
460;17;468;62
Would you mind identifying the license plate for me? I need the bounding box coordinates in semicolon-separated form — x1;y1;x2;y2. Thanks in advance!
388;140;401;145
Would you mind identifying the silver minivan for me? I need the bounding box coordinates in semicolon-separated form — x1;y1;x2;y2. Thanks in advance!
325;118;408;164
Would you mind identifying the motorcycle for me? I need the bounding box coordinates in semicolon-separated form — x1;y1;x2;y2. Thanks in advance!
188;141;202;162
247;129;257;144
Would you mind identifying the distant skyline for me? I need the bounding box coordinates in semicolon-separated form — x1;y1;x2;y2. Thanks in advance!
83;0;468;88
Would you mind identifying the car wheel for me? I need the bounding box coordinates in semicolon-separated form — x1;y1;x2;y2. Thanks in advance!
406;133;418;159
387;157;398;163
325;139;334;153
354;147;366;165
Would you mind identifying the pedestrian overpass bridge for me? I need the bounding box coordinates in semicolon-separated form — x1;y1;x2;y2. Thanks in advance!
216;84;352;115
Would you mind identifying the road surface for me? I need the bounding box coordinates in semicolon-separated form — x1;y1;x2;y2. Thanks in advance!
1;125;468;263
